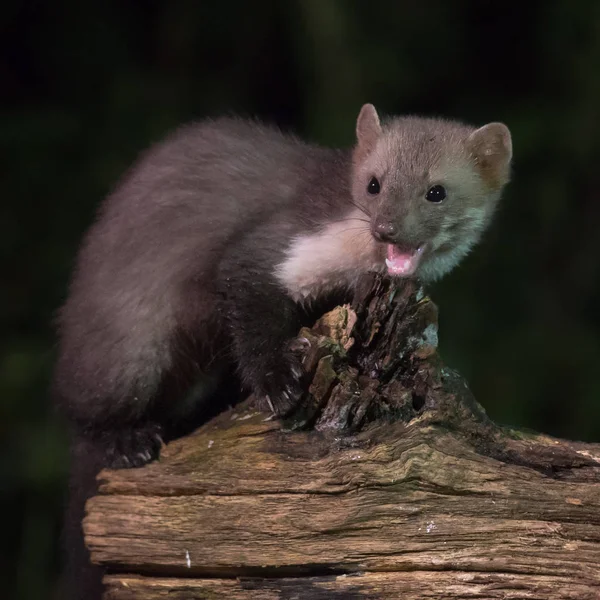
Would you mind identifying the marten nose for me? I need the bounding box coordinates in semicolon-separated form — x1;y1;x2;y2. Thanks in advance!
372;221;397;243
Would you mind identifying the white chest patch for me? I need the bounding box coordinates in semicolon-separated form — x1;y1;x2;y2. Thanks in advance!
275;209;383;302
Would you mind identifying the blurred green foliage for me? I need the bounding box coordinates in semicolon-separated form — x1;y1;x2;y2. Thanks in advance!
2;1;600;597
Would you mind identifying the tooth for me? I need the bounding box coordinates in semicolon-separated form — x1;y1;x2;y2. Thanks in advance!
385;258;393;269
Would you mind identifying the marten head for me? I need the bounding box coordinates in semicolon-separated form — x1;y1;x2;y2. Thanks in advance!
352;103;512;282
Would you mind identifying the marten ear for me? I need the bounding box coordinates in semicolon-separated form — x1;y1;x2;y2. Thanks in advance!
356;104;382;152
467;122;512;188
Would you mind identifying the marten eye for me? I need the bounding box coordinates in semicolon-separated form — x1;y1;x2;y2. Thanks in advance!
367;177;380;195
425;184;446;203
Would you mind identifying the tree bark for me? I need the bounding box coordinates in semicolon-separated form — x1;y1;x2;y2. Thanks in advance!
84;276;600;599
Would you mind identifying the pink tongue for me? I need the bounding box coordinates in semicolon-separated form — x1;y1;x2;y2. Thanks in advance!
385;244;423;276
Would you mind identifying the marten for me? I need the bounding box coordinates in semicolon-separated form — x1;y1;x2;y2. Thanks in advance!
53;104;511;598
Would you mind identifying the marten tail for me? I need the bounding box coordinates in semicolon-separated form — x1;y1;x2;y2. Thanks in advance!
59;433;109;600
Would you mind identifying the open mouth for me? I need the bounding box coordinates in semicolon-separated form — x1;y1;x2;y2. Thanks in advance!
385;244;425;277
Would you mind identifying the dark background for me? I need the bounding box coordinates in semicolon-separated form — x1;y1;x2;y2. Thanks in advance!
3;1;600;598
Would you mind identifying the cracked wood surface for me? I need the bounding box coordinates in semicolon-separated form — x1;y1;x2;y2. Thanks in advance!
103;572;597;599
85;276;600;599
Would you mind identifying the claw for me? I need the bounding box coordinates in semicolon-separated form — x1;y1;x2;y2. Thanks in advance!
265;394;276;415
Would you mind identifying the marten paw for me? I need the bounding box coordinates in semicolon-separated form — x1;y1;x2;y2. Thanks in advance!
101;423;165;469
260;353;306;417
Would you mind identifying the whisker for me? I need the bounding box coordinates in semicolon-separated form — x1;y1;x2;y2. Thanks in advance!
329;215;370;226
338;229;374;250
333;227;372;237
348;199;371;218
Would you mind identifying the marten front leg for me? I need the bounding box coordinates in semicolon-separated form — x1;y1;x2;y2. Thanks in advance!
217;231;308;416
220;280;307;415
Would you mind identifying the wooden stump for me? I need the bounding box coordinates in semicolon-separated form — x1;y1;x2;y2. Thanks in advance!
84;276;600;599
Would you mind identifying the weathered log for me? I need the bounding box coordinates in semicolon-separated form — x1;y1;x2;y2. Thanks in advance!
84;276;600;599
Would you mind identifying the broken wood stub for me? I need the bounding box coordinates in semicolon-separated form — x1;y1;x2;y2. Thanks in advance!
84;275;600;599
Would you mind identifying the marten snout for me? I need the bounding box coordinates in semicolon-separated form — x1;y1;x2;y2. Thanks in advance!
372;218;426;252
372;220;397;243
